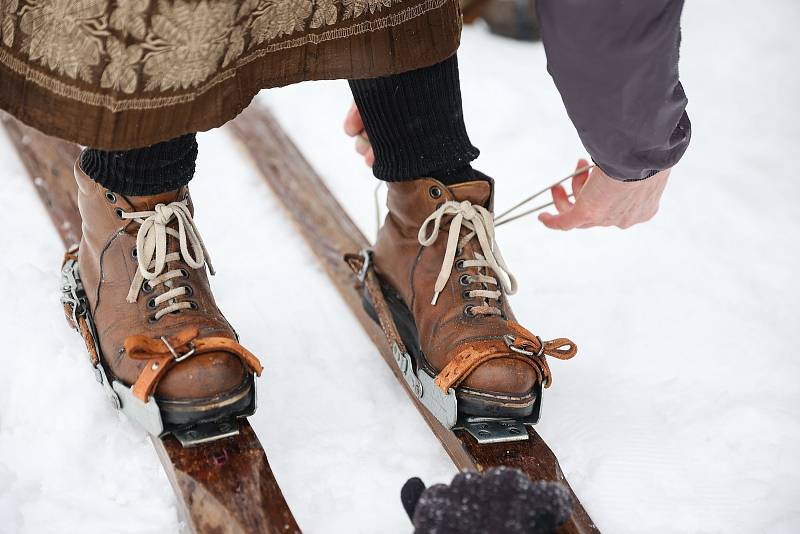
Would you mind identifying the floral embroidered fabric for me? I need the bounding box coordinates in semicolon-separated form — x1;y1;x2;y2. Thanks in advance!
0;0;460;149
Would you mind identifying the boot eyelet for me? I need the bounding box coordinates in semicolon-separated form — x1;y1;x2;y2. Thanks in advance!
463;305;476;318
142;281;153;293
114;207;125;219
148;315;160;323
183;285;194;297
131;247;138;259
429;186;442;199
105;192;117;203
456;260;466;271
146;298;157;309
188;301;199;310
462;290;472;300
459;274;471;286
179;268;189;278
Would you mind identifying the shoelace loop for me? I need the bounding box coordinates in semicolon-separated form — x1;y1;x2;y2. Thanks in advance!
121;201;214;319
418;200;517;309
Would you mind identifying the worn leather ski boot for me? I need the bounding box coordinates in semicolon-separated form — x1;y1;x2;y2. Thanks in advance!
61;158;262;440
370;176;576;418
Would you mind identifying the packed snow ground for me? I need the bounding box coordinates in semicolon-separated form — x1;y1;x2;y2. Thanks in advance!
1;1;799;533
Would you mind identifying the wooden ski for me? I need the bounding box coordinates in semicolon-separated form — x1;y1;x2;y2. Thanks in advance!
1;114;300;534
229;105;600;534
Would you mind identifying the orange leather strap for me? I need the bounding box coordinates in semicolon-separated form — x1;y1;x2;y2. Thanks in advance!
124;327;263;402
435;322;577;393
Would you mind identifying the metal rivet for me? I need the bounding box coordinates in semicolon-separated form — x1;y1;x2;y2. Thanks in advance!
151;362;159;371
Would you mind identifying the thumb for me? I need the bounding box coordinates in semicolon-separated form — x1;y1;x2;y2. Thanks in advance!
401;477;426;521
343;102;365;137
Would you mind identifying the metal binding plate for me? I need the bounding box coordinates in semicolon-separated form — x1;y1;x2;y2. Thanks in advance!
458;417;529;444
173;417;240;447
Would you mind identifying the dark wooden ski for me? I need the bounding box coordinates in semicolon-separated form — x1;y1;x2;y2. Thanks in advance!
229;105;600;534
1;114;300;534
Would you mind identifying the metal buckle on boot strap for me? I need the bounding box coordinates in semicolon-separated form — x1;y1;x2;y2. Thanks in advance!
160;336;196;362
357;249;373;283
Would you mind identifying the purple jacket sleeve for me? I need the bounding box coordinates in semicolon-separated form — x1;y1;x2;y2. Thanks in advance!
536;0;691;181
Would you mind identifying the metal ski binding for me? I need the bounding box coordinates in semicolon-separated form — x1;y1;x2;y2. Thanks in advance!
60;256;254;446
390;340;543;444
354;248;548;445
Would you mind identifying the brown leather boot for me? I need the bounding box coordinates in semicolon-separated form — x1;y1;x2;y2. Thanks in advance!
67;158;262;434
371;176;576;418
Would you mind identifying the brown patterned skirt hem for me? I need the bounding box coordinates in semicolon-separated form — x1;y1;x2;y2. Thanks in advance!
0;0;461;150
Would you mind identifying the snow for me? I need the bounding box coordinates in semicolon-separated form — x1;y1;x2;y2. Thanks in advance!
1;1;799;533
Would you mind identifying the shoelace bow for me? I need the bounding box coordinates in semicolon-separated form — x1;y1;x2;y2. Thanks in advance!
418;200;517;314
122;201;214;319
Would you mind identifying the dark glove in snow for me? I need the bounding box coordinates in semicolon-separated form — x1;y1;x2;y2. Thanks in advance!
403;466;573;534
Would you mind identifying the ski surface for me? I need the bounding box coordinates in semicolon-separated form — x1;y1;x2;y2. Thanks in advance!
1;114;300;534
229;105;600;534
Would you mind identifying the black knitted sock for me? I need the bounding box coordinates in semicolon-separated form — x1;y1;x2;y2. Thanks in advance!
80;134;198;196
349;54;480;183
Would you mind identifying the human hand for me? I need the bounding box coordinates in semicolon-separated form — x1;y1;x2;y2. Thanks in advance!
343;102;374;167
539;159;670;230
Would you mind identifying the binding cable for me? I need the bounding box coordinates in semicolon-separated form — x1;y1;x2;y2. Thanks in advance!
494;164;594;227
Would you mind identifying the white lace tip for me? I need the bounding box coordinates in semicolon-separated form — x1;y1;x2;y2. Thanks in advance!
431;292;440;306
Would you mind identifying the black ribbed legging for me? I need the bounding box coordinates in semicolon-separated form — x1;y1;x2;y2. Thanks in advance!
81;54;479;196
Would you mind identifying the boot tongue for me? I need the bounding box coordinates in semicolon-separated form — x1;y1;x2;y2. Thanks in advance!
127;188;184;211
447;180;492;208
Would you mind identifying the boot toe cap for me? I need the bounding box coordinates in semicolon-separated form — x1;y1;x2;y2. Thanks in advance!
460;357;537;397
155;350;248;402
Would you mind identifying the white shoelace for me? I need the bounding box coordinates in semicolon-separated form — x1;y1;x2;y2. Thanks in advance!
418;200;517;310
121;201;214;320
